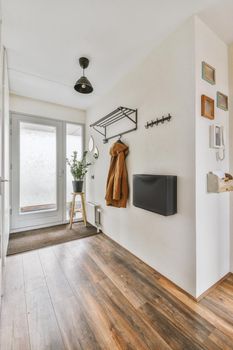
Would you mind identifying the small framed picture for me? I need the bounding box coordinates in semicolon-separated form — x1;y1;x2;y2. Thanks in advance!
201;95;215;120
217;91;228;111
209;124;224;149
202;61;215;85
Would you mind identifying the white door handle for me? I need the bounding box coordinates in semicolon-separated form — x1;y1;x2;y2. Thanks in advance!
0;178;8;182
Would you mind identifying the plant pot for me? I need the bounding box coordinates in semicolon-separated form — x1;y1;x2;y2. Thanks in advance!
72;180;84;192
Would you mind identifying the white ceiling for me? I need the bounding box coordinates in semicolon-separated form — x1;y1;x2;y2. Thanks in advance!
199;0;233;45
2;0;230;110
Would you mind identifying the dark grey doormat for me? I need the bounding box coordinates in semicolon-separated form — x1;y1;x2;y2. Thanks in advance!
7;222;98;255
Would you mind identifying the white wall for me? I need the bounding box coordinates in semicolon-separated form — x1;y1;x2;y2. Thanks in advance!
87;18;197;296
229;44;233;272
86;16;231;298
195;17;230;296
10;94;86;123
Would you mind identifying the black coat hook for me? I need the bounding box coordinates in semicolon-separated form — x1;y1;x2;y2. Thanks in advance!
144;113;173;129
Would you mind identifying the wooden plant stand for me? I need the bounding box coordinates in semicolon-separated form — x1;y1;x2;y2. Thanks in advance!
69;192;87;229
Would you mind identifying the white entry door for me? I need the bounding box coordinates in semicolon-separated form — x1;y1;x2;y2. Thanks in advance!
0;48;10;299
11;114;64;231
1;50;10;259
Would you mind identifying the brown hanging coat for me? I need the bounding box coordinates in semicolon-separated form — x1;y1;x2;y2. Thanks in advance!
105;142;129;208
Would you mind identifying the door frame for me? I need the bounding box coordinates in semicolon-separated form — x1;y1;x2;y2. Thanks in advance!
10;112;85;233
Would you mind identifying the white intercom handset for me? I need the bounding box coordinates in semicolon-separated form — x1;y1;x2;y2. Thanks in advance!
209;124;225;161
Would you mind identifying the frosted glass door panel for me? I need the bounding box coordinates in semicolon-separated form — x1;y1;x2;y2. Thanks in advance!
20;122;57;213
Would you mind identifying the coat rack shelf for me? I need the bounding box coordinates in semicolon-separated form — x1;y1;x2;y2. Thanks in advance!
90;106;138;143
145;113;172;129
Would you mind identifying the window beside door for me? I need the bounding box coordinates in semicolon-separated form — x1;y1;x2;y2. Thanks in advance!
66;123;83;221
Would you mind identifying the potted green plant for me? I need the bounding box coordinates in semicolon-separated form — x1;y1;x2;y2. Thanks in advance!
66;151;91;192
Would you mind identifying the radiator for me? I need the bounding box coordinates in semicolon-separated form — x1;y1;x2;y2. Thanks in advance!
86;202;102;232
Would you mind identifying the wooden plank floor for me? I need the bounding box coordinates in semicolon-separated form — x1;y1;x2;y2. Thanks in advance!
1;233;233;350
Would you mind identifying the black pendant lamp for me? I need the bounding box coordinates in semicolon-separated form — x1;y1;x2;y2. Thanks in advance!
74;57;93;94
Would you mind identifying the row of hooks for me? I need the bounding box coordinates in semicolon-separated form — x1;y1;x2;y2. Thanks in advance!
145;113;172;129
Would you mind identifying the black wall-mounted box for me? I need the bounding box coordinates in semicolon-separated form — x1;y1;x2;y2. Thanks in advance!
133;175;177;216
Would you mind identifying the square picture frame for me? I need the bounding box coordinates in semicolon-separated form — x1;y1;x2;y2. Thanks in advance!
201;95;215;120
202;61;215;85
217;91;228;111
